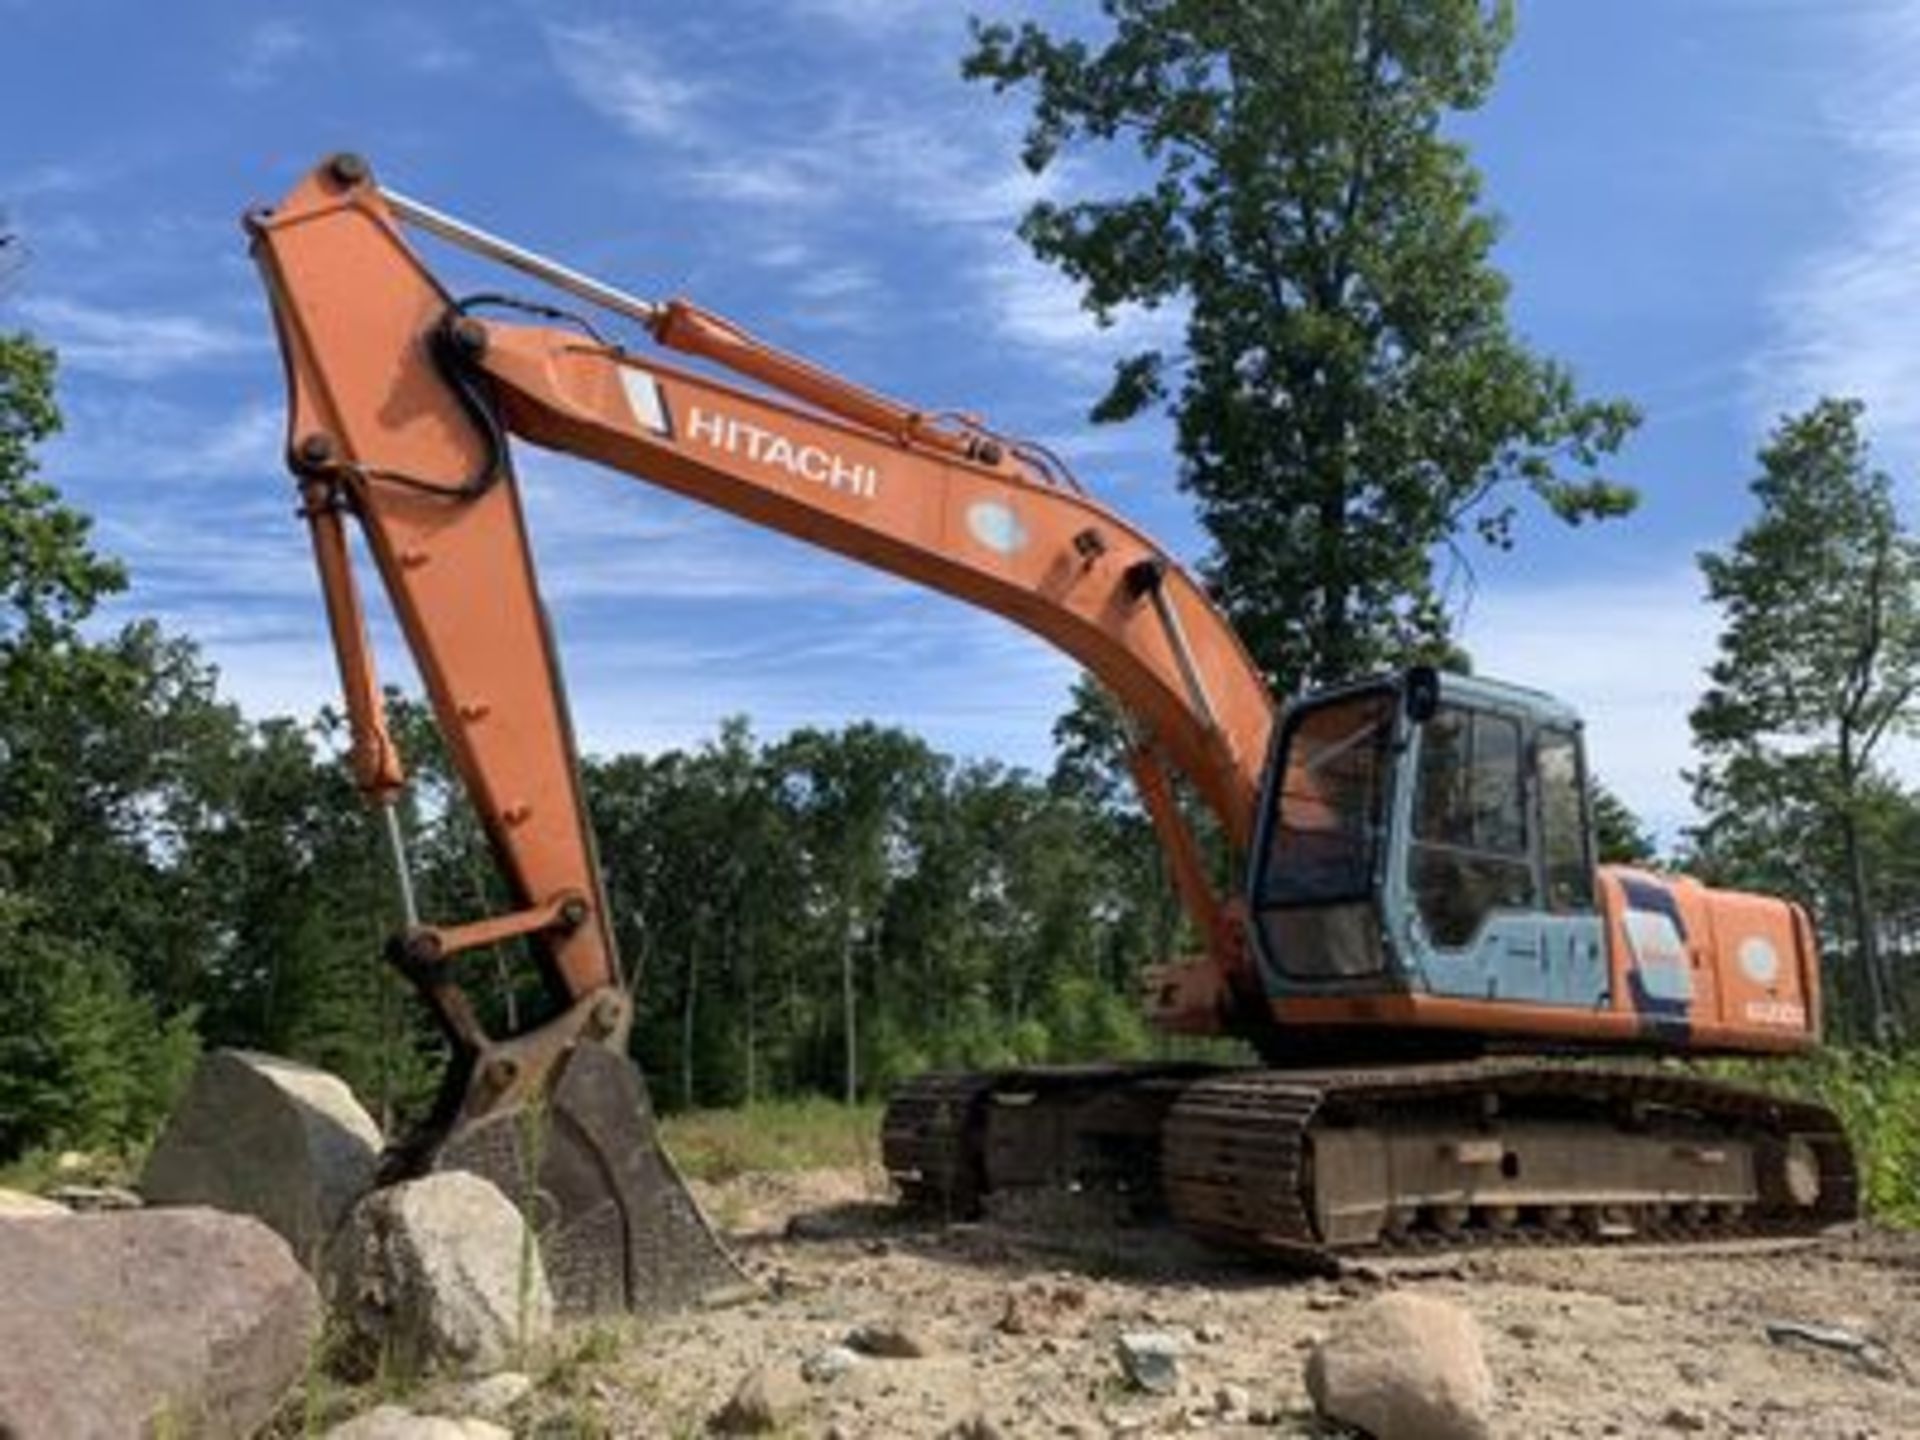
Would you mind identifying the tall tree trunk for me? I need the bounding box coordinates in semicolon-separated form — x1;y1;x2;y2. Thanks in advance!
736;909;755;1105
1840;808;1893;1041
681;926;700;1110
841;907;857;1105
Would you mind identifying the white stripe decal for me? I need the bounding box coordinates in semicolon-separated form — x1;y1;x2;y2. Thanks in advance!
619;367;671;436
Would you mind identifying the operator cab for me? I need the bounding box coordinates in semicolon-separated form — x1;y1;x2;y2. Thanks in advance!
1248;668;1610;1012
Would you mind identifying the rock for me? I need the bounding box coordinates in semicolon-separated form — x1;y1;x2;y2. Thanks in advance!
0;1206;319;1439
0;1189;66;1219
1215;1384;1251;1417
446;1370;534;1420
142;1048;383;1263
328;1171;554;1379
1116;1331;1185;1396
938;1415;1006;1440
847;1320;934;1357
45;1182;142;1211
323;1404;511;1439
801;1345;862;1383
1304;1293;1494;1440
709;1364;805;1433
997;1282;1088;1336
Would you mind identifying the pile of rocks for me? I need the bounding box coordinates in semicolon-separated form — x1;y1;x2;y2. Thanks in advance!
0;1050;553;1439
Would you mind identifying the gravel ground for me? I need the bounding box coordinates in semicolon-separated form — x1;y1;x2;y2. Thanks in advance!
409;1167;1920;1439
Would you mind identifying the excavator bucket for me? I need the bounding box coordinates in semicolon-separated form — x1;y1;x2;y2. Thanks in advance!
421;1039;745;1316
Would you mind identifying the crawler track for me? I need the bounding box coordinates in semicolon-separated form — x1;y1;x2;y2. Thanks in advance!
885;1060;1858;1266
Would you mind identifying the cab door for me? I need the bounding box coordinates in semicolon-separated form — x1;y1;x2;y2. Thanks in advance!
1395;702;1608;1008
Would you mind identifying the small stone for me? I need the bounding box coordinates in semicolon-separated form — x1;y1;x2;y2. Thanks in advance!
44;1183;141;1212
1215;1384;1251;1417
847;1321;933;1358
1676;1360;1708;1387
1507;1322;1541;1343
938;1416;1007;1440
0;1189;66;1219
322;1404;511;1439
1116;1331;1184;1396
1196;1321;1228;1344
802;1345;862;1384
1306;1291;1343;1312
1661;1408;1707;1433
710;1365;804;1434
447;1371;534;1420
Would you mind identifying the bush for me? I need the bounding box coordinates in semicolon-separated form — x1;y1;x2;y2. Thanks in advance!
1729;1047;1920;1227
0;899;198;1162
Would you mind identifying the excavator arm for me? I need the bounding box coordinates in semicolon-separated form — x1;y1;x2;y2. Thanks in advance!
247;154;1276;1311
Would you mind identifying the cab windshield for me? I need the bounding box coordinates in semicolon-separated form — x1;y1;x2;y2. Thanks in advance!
1257;690;1396;909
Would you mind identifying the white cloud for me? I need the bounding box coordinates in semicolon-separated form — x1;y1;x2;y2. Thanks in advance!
232;19;314;90
2;161;111;201
1753;6;1920;464
684;159;820;207
974;251;1183;380
543;21;706;145
18;297;262;379
371;13;474;74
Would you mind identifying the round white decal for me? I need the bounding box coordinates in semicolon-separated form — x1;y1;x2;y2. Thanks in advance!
966;501;1029;555
1738;936;1780;987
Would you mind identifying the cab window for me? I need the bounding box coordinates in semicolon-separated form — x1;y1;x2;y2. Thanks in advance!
1537;726;1594;911
1410;705;1534;947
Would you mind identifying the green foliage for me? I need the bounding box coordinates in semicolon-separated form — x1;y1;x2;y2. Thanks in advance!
0;895;198;1157
0;332;210;1159
965;1;1638;686
590;720;1175;1112
1690;398;1920;1040
1590;776;1655;865
1734;1048;1920;1227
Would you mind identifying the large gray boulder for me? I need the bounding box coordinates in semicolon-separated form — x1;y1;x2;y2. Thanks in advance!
141;1048;383;1263
1305;1292;1495;1440
0;1206;319;1438
328;1170;554;1378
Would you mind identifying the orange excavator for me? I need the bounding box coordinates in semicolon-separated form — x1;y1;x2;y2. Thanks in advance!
247;155;1854;1312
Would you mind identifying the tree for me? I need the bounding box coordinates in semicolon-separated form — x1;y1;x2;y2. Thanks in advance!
0;330;206;1157
1691;398;1920;1041
1590;777;1655;866
966;1;1637;689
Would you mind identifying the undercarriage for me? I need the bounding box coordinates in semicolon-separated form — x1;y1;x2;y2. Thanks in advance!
882;1060;1858;1262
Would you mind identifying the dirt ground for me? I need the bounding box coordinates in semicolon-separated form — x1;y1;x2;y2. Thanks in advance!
432;1167;1920;1439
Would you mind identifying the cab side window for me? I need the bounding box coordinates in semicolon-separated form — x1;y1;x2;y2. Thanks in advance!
1536;726;1594;912
1410;706;1534;947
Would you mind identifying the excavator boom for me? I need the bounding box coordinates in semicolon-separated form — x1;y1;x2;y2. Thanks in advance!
248;155;1278;1310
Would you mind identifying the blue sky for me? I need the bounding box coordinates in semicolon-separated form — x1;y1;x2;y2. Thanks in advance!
2;0;1916;838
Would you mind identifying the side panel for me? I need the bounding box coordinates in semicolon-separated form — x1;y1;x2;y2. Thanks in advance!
1600;868;1816;1048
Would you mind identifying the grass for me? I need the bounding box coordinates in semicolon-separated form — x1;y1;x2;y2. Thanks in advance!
0;1144;141;1194
659;1098;884;1183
